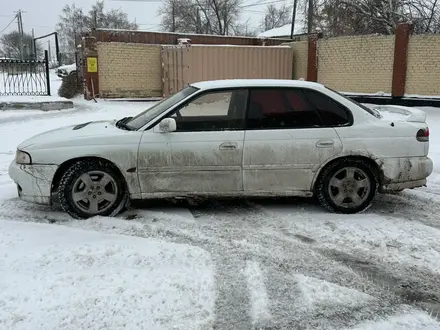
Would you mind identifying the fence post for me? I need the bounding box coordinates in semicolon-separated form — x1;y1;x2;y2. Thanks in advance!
82;36;99;100
44;50;51;96
392;23;413;98
307;33;319;82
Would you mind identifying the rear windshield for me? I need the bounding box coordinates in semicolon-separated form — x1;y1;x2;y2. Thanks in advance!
326;87;381;118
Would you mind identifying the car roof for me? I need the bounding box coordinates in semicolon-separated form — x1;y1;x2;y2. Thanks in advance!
190;79;324;90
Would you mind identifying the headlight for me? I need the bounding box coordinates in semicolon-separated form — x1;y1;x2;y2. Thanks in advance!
15;150;32;164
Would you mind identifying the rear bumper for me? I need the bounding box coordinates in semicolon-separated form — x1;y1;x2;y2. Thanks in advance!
380;156;433;192
8;161;58;205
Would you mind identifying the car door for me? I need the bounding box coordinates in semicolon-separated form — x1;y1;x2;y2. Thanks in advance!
137;88;248;196
243;87;345;192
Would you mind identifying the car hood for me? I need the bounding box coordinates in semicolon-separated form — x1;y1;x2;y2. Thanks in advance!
18;120;126;150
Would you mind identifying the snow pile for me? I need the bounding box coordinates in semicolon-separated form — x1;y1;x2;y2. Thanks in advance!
0;220;215;330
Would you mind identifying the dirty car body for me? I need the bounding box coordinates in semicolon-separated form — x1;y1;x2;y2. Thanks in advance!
9;79;433;218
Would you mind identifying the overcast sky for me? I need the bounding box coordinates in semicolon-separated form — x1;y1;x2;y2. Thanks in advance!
0;0;278;35
1;0;298;59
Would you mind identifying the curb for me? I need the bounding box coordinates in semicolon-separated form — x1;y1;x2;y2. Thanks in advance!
0;101;74;111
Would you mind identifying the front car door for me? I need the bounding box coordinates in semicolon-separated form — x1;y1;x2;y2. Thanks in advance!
243;87;348;193
138;88;248;196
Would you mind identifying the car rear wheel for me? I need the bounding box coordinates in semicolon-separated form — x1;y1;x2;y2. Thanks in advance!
315;159;378;214
58;159;128;219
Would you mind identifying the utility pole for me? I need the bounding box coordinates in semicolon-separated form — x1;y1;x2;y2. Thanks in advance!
196;8;201;34
31;28;35;59
93;10;98;29
171;0;176;32
290;0;298;39
223;0;228;35
307;0;313;34
15;10;25;60
47;41;51;61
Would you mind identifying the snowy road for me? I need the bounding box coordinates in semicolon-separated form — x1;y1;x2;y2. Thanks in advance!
1;99;440;329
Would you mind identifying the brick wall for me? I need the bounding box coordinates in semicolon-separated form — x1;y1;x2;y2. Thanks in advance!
97;42;162;98
288;41;308;80
287;32;440;96
317;35;395;94
406;34;440;96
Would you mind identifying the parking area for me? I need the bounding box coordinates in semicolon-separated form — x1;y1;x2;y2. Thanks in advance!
1;100;440;329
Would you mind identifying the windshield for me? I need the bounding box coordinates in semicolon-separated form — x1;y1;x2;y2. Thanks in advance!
126;86;199;130
326;87;382;118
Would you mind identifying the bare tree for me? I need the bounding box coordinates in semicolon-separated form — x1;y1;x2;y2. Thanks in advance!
260;4;292;31
89;1;138;30
405;0;440;33
337;0;408;34
56;1;137;62
158;0;201;33
0;31;42;59
310;0;375;36
158;0;243;35
313;0;440;35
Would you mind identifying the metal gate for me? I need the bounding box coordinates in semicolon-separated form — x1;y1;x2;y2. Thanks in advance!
161;44;293;97
0;50;50;96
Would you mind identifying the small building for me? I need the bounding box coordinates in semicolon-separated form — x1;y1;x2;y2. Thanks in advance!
258;19;306;40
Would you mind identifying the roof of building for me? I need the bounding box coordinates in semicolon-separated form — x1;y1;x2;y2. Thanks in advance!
257;19;305;38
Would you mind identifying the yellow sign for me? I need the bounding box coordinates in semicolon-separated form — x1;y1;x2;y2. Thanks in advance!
87;57;98;73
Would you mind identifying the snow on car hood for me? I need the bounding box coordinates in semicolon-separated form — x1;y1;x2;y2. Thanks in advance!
18;120;125;150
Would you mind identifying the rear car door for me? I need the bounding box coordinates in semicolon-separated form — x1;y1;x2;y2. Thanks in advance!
242;87;345;192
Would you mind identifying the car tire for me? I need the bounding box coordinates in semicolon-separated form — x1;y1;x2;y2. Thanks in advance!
58;159;128;219
315;158;378;214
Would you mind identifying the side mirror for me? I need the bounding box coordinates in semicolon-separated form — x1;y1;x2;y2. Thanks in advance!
158;118;177;133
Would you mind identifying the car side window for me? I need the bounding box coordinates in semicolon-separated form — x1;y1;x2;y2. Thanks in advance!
303;90;351;126
246;88;323;130
170;90;248;132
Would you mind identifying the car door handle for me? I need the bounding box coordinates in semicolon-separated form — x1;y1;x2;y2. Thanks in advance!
316;140;334;148
219;142;238;150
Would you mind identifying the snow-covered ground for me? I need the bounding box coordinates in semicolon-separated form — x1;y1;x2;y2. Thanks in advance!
1;99;440;329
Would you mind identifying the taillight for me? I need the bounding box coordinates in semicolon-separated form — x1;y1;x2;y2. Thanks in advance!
416;127;429;142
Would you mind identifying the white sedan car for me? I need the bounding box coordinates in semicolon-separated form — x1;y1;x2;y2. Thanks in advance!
55;63;77;78
9;79;433;219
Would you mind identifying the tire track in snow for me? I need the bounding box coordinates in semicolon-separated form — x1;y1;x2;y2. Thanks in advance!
211;254;253;330
243;260;273;329
2;197;438;328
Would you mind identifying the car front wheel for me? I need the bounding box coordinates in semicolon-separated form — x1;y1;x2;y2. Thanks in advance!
315;159;378;214
58;159;128;219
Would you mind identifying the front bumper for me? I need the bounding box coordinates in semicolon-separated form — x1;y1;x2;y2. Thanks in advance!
8;161;58;205
380;156;433;192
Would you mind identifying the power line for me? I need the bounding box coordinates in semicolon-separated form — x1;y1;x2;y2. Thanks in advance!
0;14;17;34
240;0;287;8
